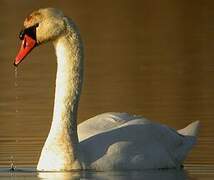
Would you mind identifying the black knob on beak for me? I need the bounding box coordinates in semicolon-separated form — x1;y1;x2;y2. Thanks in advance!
18;23;39;41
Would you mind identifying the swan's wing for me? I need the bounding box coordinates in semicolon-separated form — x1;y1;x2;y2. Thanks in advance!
78;112;151;141
79;119;196;170
78;113;198;169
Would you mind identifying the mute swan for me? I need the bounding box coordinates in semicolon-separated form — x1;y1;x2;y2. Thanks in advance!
14;8;200;171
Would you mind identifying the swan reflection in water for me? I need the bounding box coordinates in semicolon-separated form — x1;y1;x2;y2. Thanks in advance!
38;170;188;180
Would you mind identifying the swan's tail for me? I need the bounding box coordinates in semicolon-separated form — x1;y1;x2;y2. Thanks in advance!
175;121;200;164
177;120;200;137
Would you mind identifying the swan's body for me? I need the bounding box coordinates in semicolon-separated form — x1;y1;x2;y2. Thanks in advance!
14;8;200;171
78;113;199;170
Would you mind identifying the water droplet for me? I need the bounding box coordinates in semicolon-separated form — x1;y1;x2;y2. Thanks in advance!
14;67;19;116
14;68;19;165
14;67;18;87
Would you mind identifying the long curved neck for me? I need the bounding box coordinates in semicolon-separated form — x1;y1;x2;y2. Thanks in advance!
51;27;83;142
37;21;84;171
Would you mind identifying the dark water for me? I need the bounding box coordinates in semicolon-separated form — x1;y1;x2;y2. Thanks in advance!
0;168;213;180
0;0;214;178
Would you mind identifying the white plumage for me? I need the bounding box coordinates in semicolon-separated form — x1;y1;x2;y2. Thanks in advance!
78;112;199;170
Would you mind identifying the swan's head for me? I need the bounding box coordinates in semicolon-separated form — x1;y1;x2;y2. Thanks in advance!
14;8;66;66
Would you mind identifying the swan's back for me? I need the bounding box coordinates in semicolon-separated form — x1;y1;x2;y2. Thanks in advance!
77;113;199;170
78;112;150;141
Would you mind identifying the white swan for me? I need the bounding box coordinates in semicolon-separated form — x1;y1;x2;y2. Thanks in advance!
14;8;200;171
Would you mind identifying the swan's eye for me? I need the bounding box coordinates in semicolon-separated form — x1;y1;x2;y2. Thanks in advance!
19;23;39;40
19;30;25;40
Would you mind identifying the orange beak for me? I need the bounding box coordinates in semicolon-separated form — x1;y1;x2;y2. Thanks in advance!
14;34;37;66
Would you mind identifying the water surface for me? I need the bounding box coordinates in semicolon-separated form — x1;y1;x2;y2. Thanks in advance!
0;168;213;180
